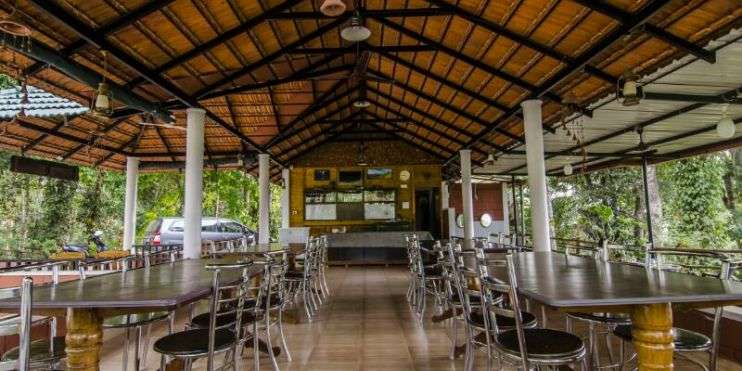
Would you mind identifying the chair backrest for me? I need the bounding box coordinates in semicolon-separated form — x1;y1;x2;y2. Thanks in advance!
204;261;253;371
0;276;33;371
258;256;288;316
475;252;530;370
646;249;731;279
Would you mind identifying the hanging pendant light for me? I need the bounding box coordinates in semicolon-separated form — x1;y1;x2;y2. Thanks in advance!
94;82;111;113
563;164;573;176
320;0;346;17
618;72;642;107
353;99;370;108
716;104;736;139
485;154;496;163
93;51;112;116
341;15;371;42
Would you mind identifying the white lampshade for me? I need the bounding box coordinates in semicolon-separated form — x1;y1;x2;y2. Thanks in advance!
716;116;736;139
353;99;370;108
94;82;110;111
563;164;573;176
320;0;346;17
341;17;371;42
486;154;495;163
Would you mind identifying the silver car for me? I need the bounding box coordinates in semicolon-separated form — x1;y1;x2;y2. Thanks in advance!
143;217;256;246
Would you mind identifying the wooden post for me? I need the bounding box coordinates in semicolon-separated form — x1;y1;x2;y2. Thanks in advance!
65;308;103;371
631;303;674;370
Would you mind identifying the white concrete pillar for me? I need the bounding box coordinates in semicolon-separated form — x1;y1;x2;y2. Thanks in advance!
183;108;206;259
281;168;290;229
258;154;270;244
460;150;474;249
501;182;510;235
521;99;551;251
440;180;449;211
123;157;139;252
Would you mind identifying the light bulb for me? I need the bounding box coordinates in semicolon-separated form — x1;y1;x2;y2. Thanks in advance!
353;100;370;108
94;83;110;111
341;17;371;42
717;116;736;139
320;0;346;17
563;164;573;176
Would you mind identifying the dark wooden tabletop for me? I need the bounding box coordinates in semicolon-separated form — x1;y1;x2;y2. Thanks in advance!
0;258;262;310
488;252;742;308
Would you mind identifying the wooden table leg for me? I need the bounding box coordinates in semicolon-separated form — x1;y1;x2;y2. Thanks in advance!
631;303;674;370
65;308;104;371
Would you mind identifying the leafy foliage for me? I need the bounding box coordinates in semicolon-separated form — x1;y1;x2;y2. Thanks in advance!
0;152;284;258
544;152;738;250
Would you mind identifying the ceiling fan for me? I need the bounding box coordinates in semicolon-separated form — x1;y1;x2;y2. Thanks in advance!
137;113;186;131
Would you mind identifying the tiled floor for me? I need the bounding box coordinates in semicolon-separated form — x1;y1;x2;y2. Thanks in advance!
98;266;742;370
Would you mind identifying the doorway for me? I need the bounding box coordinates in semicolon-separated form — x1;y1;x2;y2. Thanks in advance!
415;188;440;239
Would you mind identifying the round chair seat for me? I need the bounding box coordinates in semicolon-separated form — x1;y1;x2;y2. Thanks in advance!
2;335;66;364
568;312;631;325
153;328;236;357
613;325;711;351
103;311;170;328
190;311;262;329
496;328;585;360
470;310;538;330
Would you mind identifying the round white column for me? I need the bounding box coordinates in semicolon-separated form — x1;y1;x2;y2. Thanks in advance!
123;157;139;252
258;154;271;244
183;108;206;259
440;180;449;211
521;99;551;251
280;168;290;229
460;150;475;249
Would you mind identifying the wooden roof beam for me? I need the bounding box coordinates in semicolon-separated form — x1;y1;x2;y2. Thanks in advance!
363;113;456;155
1;29;170;123
265;79;353;147
61;117;130;160
23;0;178;76
367;67;523;142
193;16;349;98
138;0;306;78
200;62;352;100
370;17;539;92
453;0;673;162
26;0;277;162
569;0;716;63
424;0;616;83
365;121;449;161
268;8;457;19
288;45;437;54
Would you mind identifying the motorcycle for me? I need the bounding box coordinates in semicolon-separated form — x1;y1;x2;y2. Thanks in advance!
62;231;108;258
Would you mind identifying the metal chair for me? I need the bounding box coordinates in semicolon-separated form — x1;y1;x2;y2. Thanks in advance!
284;237;320;321
153;261;253;371
448;243;539;370
0;277;32;371
407;235;445;321
614;249;731;371
487;255;587;370
565;240;632;369
0;274;67;370
102;251;174;371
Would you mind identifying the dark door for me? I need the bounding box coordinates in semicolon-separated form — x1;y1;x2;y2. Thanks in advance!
415;188;440;238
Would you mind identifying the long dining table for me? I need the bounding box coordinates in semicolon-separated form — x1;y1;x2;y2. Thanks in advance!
0;255;262;371
488;251;742;371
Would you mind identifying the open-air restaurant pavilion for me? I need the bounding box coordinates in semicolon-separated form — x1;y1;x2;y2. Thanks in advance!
0;0;739;370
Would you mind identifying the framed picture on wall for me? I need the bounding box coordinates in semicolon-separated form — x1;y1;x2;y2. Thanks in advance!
366;168;392;179
314;169;330;181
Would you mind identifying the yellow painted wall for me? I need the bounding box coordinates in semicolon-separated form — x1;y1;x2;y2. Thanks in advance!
289;165;441;234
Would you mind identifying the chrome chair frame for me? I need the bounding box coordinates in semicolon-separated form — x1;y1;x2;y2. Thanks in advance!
0;277;32;371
